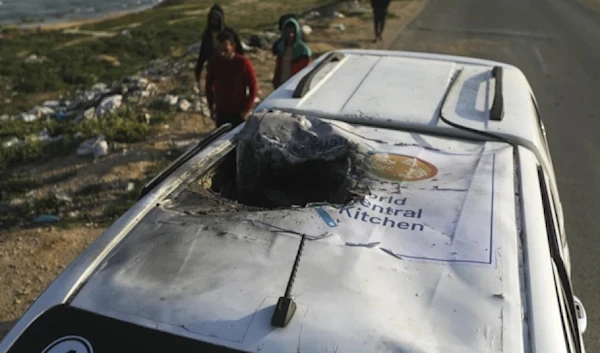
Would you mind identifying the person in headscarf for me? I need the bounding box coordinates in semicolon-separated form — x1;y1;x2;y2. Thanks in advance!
195;4;244;86
370;0;392;42
271;13;299;56
272;17;312;89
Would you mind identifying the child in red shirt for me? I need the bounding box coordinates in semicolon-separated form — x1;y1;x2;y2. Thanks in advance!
206;30;258;128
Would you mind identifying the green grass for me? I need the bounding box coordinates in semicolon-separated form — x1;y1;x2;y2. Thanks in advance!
0;0;332;115
101;152;178;222
0;150;180;229
0;107;152;171
0;0;334;171
0;191;73;230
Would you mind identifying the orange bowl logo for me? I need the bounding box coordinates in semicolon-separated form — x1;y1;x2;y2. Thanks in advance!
367;153;438;181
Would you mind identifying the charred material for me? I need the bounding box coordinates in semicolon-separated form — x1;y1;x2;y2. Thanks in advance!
235;111;363;208
165;110;367;214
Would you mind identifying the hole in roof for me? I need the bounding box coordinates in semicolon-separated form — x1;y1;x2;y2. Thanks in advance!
168;111;366;213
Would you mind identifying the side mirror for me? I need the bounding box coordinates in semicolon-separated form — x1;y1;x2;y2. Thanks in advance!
574;296;587;334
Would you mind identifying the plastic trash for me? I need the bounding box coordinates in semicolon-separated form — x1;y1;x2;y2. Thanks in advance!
302;25;313;36
56;109;66;122
55;192;73;203
34;215;60;224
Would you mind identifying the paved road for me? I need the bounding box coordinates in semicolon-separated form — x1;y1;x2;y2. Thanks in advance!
390;0;600;350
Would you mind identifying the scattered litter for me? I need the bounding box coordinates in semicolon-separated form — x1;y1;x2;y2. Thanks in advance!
83;107;96;120
304;10;321;19
34;215;60;224
37;129;64;143
55;110;67;121
96;95;122;117
121;29;132;37
143;112;152;124
164;94;179;106
29;106;55;119
24;54;48;64
347;2;370;15
128;77;149;90
178;99;191;112
301;25;313;36
2;137;20;148
68;211;80;218
19;112;38;122
264;31;278;40
94;139;109;158
126;182;135;192
333;11;345;18
91;82;108;93
334;23;346;31
42;100;60;108
55;192;73;203
77;135;108;157
241;41;254;52
9;198;26;207
73;107;96;123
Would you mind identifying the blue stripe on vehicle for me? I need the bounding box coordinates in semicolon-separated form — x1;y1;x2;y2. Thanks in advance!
315;206;338;228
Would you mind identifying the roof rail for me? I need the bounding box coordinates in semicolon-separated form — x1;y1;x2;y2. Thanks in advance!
139;123;232;199
490;66;504;121
292;51;345;98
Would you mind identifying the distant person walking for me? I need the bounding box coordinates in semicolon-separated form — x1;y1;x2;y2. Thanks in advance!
206;31;258;128
272;17;312;89
370;0;392;42
195;4;244;87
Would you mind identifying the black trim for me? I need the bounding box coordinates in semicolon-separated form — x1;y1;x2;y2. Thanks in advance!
7;304;245;353
538;166;582;352
292;51;345;98
490;66;505;121
139;124;233;199
438;68;512;144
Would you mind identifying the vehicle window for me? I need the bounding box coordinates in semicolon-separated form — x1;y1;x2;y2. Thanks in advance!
532;96;568;251
531;95;550;150
538;166;582;353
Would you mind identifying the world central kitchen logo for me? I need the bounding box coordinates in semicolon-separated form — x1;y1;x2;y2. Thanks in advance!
316;152;435;231
367;152;438;182
337;194;425;232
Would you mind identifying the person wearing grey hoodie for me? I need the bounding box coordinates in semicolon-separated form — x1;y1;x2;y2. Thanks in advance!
195;4;244;85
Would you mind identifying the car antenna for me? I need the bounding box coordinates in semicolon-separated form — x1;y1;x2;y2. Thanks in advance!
271;234;307;328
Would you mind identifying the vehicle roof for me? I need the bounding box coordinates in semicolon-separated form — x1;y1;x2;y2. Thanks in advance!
257;49;544;151
70;119;526;353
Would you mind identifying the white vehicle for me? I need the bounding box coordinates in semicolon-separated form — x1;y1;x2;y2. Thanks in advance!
0;50;588;353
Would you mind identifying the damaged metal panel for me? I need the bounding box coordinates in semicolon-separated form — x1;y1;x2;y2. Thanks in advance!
70;111;523;353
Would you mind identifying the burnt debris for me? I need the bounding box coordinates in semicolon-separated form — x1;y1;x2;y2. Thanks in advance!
235;111;364;208
166;110;368;214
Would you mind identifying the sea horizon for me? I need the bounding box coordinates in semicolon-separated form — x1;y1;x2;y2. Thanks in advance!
0;0;164;26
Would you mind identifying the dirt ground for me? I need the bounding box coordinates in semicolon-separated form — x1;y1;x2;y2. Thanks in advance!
0;0;428;340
